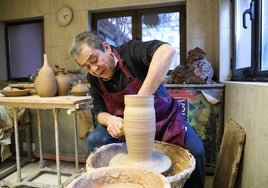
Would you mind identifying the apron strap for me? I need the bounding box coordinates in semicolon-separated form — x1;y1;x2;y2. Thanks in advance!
98;49;134;93
113;49;132;80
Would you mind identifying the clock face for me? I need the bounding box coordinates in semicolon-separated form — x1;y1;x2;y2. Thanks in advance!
57;7;73;26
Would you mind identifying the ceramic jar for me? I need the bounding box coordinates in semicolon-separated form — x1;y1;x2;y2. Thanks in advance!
71;80;90;96
55;68;70;96
123;95;156;162
34;54;57;97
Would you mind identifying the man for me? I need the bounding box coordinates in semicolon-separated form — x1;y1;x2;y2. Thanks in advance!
69;31;206;188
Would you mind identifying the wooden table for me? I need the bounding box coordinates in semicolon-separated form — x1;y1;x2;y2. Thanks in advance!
0;95;93;187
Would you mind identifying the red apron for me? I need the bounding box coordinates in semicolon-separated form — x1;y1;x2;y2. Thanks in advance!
98;51;186;147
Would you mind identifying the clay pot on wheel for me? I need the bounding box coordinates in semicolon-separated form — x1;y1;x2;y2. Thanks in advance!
108;95;172;174
123;95;156;162
34;54;57;97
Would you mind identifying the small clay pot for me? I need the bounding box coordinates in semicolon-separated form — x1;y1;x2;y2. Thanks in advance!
55;68;70;96
71;80;90;96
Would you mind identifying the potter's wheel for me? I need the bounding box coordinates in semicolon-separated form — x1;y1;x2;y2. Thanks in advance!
109;150;172;174
87;142;196;188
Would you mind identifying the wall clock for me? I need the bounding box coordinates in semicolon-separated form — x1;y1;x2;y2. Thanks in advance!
56;6;73;26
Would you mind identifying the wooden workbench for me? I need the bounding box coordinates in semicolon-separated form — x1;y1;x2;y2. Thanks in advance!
0;95;93;187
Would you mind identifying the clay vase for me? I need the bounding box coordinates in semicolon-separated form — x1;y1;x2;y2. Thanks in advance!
34;54;57;97
55;68;70;96
123;95;156;162
71;80;90;96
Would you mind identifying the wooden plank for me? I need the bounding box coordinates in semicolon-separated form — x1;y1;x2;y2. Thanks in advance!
0;95;93;109
213;119;246;188
9;83;35;89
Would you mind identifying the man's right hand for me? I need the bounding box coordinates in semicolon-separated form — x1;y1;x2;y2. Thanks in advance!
106;115;124;138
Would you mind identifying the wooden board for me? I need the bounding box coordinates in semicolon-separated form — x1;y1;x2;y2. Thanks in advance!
8;83;35;89
0;95;93;109
213;119;246;188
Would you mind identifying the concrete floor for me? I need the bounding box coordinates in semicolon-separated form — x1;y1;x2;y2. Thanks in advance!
0;158;214;188
0;159;84;187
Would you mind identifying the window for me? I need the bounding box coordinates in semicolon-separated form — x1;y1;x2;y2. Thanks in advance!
232;0;268;81
5;19;44;81
92;5;186;70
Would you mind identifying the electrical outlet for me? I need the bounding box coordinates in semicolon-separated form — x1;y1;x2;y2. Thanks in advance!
32;143;36;151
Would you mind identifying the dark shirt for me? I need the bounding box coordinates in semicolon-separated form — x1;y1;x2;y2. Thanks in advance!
88;39;170;116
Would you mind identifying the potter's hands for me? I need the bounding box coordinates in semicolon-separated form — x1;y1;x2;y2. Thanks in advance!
97;112;124;138
106;115;124;138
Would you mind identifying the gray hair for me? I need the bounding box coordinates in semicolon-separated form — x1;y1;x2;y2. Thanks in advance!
69;31;104;60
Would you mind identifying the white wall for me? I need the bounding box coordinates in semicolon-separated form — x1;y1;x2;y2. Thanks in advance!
0;0;221;81
219;1;268;187
224;82;268;187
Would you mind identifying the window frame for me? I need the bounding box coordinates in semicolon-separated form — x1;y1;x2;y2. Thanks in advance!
232;0;268;81
92;5;186;67
5;19;44;82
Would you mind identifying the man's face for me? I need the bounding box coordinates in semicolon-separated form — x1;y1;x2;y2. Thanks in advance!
76;43;115;79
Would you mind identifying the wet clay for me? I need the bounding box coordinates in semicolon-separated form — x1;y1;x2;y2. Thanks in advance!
123;95;156;162
66;166;171;188
109;95;172;173
80;95;195;188
109;151;172;174
86;141;196;188
100;183;142;188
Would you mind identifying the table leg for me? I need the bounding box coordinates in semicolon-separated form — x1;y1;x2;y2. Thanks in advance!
53;108;61;186
13;107;22;182
73;113;79;172
25;123;32;160
36;109;44;168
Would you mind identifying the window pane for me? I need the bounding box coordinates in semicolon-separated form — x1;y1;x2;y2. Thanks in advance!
235;0;252;69
261;1;268;70
7;21;43;80
96;17;132;46
141;12;180;69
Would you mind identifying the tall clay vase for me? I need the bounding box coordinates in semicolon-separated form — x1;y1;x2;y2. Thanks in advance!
34;54;57;97
55;68;70;96
123;95;156;162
